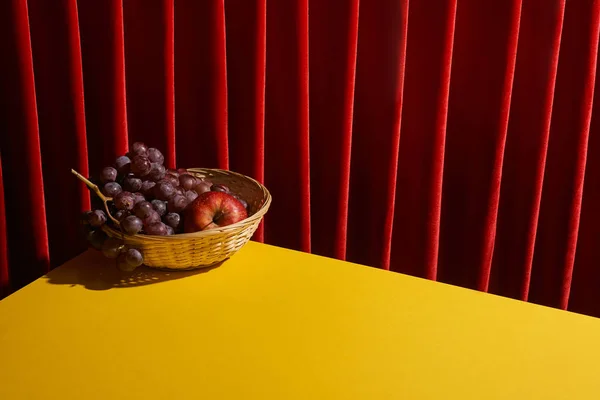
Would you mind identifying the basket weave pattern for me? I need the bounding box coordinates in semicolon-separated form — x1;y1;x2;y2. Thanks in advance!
101;168;271;270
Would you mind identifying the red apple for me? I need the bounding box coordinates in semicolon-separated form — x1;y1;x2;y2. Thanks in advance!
184;191;248;232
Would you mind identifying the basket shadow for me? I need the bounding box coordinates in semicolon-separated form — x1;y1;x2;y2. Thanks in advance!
44;250;222;291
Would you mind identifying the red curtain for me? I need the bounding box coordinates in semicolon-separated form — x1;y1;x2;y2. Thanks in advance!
2;0;600;317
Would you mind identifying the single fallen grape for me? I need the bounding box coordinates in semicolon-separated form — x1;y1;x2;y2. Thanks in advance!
145;221;168;236
211;183;230;193
165;225;174;235
185;190;198;203
114;191;135;211
125;248;144;267
130;142;148;157
147;148;164;164
154;181;176;200
130;155;152;177
142;210;161;227
114;155;131;175
151;199;167;216
87;229;107;250
114;209;131;222
102;238;123;259
134;201;154;219
122;215;143;235
163;212;181;229
133;192;145;204
103;182;123;197
140;180;156;197
100;167;117;183
193;181;212;195
117;253;137;272
148;163;166;181
123;175;142;192
179;174;196;190
167;194;189;213
88;210;107;227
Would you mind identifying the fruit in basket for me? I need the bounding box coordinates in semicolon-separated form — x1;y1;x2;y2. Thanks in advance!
122;215;143;235
164;212;181;230
140;180;156;197
133;192;145;204
148;163;166;181
184;191;248;232
146;221;168;236
154;180;176;200
130;142;148;157
193;180;212;195
131;155;152;177
179;174;196;190
151;199;167;216
134;201;154;219
211;183;230;193
185;190;198;203
147;148;164;164
167;194;189;213
102;238;123;259
114;209;131;222
89;210;107;227
125;248;144;267
114;191;136;211
102;182;122;197
114;155;131;175
142;210;161;227
123;175;142;192
100;167;117;183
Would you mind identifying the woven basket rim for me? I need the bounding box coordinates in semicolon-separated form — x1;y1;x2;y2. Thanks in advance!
103;168;271;240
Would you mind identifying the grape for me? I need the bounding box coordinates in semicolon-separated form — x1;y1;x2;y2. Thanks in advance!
185;190;198;203
179;174;196;190
80;210;93;225
165;225;174;235
151;199;167;216
148;163;166;181
114;191;135;211
122;215;143;235
102;182;122;197
130;142;148;157
154;181;176;200
177;168;188;175
123;176;142;192
102;238;123;259
88;210;107;227
117;253;137;272
133;192;145;205
114;155;131;175
211;184;230;193
114;209;131;222
133;201;154;219
140;180;156;197
167;194;189;213
164;213;181;229
87;229;107;250
193;181;212;195
125;248;144;267
130;155;152;177
100;167;117;183
166;169;179;178
162;174;179;187
145;221;168;236
142;210;161;227
147;148;164;164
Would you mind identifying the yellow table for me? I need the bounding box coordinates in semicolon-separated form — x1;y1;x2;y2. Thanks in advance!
1;242;599;399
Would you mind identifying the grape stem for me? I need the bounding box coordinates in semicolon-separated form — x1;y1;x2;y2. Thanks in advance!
71;169;120;225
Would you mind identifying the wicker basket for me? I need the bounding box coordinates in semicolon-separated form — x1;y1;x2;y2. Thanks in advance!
101;168;271;270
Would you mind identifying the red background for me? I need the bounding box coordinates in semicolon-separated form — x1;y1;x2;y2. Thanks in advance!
2;0;600;317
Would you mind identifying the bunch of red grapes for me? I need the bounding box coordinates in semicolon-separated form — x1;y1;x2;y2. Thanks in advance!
81;142;248;271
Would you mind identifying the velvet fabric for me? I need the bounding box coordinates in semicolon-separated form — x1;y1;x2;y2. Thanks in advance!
2;0;600;317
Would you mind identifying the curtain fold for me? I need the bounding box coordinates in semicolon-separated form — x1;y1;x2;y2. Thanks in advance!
3;0;600;317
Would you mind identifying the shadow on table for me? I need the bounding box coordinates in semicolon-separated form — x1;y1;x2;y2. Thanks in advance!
43;250;222;291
